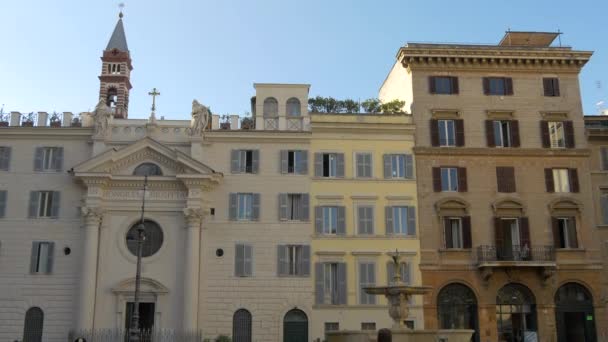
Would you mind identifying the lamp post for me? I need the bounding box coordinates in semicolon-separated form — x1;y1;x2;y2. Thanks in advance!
129;175;148;342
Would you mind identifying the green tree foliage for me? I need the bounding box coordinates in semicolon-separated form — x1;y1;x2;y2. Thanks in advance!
342;99;360;113
380;99;406;113
361;98;381;113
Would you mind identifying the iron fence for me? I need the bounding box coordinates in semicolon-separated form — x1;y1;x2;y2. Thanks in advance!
476;245;555;263
68;329;205;342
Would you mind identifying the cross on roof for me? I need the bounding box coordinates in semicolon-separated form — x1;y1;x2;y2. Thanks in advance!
148;88;160;113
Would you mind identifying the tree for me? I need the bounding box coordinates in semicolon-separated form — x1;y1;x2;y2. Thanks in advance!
380;99;406;114
361;98;381;113
342;99;360;113
308;96;325;113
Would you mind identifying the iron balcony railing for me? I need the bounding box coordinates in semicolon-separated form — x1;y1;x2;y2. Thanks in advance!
476;245;555;263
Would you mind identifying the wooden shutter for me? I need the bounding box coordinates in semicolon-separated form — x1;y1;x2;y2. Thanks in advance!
540;121;550;148
510;120;520;147
568;217;578;248
244;245;252;276
496;167;515;193
337;263;347;305
552;217;561;248
230;150;240;173
462;216;472;249
552;78;560;96
485;120;496;147
0;147;10;170
545;168;555;193
301;245;311;276
357;207;366;234
405;154;413;179
494;218;504;258
45;242;54;274
355;154;364;178
407;206;416;236
298;150;308;174
50;191;60;218
564;121;575;148
314;153;323;177
280;150;288;174
457;167;467;192
28;191;40;218
444;218;453;249
505;78;514;95
519;217;530;249
277;245;287;276
279;194;288;220
251;193;260;220
430;120;440;147
429;76;436;94
451;77;459;94
601;148;608;171
543;78;553;96
301;194;310;221
315;206;323;234
336;153;345;178
315;263;324;304
228;193;237;220
601;195;608;224
30;242;40;273
0;191;6;217
455;120;465;147
385;206;394;235
383;154;391;179
337;206;346;235
235;244;244;276
34;147;44;171
53;147;63;171
569;168;579;193
482;77;490;95
251;150;260;174
432;167;442;192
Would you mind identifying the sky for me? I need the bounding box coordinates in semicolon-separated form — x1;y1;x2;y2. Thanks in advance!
1;0;607;120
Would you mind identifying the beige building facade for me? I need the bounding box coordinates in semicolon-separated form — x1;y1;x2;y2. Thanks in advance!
380;32;605;342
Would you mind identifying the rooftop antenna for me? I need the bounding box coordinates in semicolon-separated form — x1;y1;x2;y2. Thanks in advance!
557;28;562;47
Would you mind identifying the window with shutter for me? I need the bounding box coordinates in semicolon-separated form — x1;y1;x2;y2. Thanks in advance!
30;191;58;218
281;193;308;221
389;206;415;236
232;150;258;174
444;217;463;249
496;167;516;193
548;122;566;148
554;217;578;248
30;241;54;274
355;153;372;178
438;120;456;147
0;147;11;171
279;245;309;276
319;206;339;235
440;167;459;192
430;76;459;95
543;77;560;97
552;169;571;193
282;150;307;174
321;263;340;304
358;262;376;304
357;206;374;235
236;193;254;220
235;244;253;277
35;147;63;172
0;190;6;218
318;153;343;177
484;77;513;96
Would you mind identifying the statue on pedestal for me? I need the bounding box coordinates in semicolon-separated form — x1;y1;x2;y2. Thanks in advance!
189;99;210;136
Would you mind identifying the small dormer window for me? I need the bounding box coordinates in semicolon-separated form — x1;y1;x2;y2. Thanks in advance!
263;97;278;117
286;98;301;116
133;163;163;176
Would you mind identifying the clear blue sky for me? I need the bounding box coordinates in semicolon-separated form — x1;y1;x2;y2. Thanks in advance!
1;0;606;119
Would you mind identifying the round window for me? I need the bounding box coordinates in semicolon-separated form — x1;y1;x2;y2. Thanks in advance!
126;220;164;257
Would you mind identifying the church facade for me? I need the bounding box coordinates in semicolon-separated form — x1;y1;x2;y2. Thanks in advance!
0;14;423;342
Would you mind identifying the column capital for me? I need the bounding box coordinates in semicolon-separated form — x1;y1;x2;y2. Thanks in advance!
81;207;105;225
183;207;206;227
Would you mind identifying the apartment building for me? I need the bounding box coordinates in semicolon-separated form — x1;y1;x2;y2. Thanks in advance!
380;32;604;342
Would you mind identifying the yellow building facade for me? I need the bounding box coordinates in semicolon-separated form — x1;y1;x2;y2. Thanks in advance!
309;113;421;340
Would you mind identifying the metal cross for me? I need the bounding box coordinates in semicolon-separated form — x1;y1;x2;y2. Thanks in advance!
148;88;160;113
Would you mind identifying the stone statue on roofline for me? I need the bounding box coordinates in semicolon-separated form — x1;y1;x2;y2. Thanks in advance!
92;98;113;136
190;99;211;136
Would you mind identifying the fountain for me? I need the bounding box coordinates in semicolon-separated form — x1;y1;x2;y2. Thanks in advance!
326;250;474;342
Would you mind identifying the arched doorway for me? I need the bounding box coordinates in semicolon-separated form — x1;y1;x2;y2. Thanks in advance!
283;309;308;342
233;309;252;342
22;307;44;342
496;283;537;342
555;283;597;342
437;283;480;342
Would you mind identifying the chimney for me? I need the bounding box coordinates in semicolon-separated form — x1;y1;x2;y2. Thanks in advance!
37;112;48;127
10;112;21;126
230;115;239;129
212;114;220;130
62;112;73;127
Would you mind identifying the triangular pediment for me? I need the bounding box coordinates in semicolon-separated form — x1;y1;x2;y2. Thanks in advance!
72;137;219;178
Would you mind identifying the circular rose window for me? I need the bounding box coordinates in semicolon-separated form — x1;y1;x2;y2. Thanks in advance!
126;220;164;257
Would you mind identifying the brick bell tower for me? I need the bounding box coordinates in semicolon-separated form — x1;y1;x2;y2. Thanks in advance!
99;11;132;118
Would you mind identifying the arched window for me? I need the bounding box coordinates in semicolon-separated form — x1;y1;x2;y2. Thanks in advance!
286;98;301;116
263;97;278;117
496;284;537;342
133;163;163;176
232;309;252;342
23;307;44;342
106;87;118;108
126;220;164;257
283;309;308;342
437;283;479;342
555;283;597;342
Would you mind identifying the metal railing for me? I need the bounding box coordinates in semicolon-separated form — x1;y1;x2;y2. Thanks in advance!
476;245;555;263
68;329;205;342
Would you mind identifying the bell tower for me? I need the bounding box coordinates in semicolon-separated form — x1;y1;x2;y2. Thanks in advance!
99;11;132;118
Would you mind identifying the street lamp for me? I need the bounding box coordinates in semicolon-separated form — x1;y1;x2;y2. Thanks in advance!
129;175;148;342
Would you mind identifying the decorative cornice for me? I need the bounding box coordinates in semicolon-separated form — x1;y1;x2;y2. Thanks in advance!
413;147;590;157
81;207;105;219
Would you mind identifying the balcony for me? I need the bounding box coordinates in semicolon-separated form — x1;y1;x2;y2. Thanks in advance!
286;117;303;131
476;245;556;284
